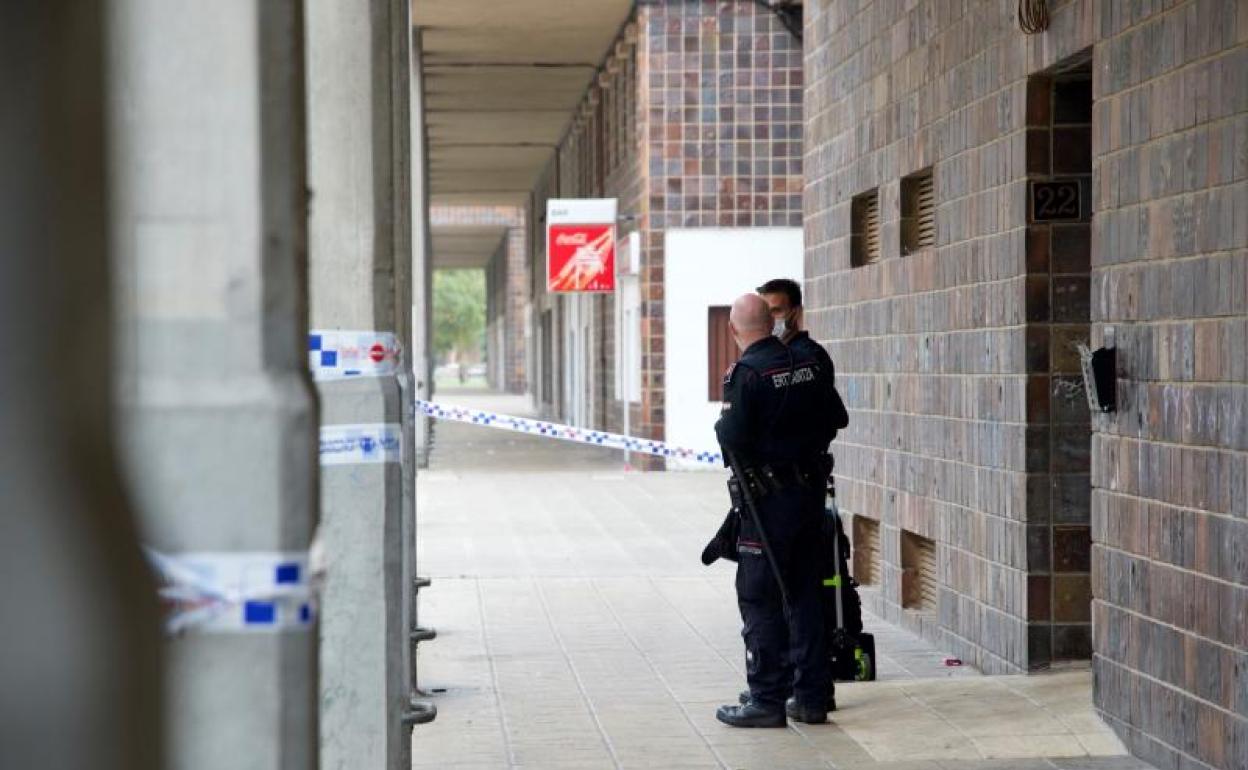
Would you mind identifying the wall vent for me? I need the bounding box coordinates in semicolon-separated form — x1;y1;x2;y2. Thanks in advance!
850;189;881;267
852;515;880;585
900;168;935;255
901;530;938;612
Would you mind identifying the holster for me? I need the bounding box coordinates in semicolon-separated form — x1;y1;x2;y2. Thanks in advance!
729;468;776;501
700;507;740;565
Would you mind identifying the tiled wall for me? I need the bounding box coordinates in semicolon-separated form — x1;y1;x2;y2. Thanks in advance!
805;0;1246;767
805;0;1069;675
635;0;804;456
1088;3;1247;769
527;0;803;456
1025;71;1095;665
486;236;506;390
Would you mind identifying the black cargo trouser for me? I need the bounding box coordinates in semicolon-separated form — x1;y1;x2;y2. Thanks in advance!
735;482;827;710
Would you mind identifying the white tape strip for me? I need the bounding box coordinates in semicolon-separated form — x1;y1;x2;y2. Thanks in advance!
309;330;401;380
320;423;402;465
416;399;723;465
146;549;313;635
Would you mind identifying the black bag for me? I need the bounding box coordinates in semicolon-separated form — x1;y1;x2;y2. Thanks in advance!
820;501;876;682
819;505;862;636
830;628;875;682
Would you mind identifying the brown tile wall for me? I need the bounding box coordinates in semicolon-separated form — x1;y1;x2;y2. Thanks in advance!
1025;73;1095;665
486;235;506;389
805;0;1246;767
528;1;803;459
635;0;804;461
1088;3;1247;769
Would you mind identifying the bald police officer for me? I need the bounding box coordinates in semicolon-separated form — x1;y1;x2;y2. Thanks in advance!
714;294;839;728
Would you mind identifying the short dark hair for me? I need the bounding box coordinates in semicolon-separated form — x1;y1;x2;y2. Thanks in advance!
756;278;802;308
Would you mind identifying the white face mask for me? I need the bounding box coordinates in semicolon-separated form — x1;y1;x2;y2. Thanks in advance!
772;317;787;337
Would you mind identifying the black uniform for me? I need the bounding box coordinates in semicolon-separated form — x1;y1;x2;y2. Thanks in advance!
714;335;838;711
787;330;849;436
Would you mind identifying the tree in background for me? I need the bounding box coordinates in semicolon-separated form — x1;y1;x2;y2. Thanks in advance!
433;269;485;365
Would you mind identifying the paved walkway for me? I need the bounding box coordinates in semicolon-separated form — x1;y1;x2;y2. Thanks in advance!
412;389;1152;770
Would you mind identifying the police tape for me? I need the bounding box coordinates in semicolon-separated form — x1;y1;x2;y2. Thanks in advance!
146;549;315;635
309;330;401;380
415;399;724;465
320;423;402;465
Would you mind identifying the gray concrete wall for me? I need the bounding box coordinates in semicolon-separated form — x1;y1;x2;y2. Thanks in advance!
306;0;412;767
1;4;162;769
107;1;318;768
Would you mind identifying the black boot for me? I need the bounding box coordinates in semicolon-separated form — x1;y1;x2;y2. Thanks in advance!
785;698;828;724
740;689;837;712
715;700;786;728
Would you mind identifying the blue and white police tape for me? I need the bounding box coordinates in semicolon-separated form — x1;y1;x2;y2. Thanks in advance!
146;549;314;635
309;330;401;381
415;399;724;465
319;423;402;465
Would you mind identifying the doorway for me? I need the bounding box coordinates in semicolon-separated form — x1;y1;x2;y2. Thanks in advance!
1025;51;1094;667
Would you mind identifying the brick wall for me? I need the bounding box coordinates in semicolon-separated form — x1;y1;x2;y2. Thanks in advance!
635;0;804;459
1025;70;1095;665
527;0;803;456
804;0;1246;767
1088;3;1247;769
486;236;506;390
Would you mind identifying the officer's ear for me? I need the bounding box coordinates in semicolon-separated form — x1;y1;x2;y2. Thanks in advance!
728;321;744;352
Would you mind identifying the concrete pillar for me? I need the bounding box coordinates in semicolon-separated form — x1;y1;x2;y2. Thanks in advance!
411;28;435;468
107;1;318;769
0;4;162;769
305;0;412;766
408;26;438;699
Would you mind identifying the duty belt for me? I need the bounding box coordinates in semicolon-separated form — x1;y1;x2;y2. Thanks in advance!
730;459;825;500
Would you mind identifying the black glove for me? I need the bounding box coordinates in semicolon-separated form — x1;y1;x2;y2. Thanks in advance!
700;508;741;565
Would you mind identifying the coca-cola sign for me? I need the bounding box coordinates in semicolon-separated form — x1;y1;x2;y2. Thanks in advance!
546;198;618;293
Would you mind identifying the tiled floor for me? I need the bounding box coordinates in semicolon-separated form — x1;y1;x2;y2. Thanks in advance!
412;389;1152;770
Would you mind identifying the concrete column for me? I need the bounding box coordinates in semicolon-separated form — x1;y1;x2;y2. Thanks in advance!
386;0;419;715
305;0;412;767
0;4;162;770
408;27;438;695
411;28;435;468
108;1;318;768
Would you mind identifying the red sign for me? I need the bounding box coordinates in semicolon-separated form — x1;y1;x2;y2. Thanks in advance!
368;343;386;363
547;224;615;293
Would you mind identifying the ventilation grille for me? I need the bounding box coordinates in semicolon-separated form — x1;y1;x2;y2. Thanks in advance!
901;530;937;613
851;189;881;267
853;516;880;586
901;168;936;255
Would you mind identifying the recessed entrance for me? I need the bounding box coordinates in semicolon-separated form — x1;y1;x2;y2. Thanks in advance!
1025;50;1094;667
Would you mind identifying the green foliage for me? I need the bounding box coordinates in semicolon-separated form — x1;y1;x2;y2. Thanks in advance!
433;269;485;357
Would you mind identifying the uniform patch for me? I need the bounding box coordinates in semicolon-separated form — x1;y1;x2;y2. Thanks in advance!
770;365;816;388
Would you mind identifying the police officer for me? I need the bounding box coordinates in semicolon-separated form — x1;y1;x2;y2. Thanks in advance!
756;278;851;715
757;278;849;436
714;294;839;728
